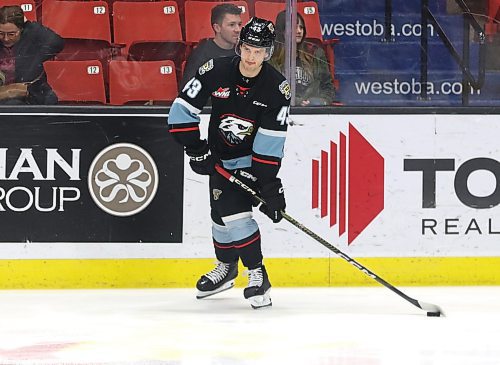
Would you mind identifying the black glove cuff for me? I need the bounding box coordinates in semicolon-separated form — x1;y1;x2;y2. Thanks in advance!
185;141;209;158
260;179;283;197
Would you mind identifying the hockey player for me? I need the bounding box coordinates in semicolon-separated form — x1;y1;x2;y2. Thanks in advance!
167;17;291;309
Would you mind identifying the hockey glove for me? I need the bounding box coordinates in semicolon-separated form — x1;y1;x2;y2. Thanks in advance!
185;142;217;176
259;180;286;223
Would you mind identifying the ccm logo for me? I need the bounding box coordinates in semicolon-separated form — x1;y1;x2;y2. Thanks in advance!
312;124;384;244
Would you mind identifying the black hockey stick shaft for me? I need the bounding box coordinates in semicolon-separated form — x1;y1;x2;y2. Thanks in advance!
215;164;443;315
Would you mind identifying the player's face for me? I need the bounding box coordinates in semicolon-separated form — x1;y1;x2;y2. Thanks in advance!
239;43;267;77
214;13;242;49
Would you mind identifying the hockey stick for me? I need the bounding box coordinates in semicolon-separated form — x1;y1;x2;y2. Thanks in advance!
215;164;444;317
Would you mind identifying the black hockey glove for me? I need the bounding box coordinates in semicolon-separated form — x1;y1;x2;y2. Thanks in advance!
259;180;286;223
185;142;217;176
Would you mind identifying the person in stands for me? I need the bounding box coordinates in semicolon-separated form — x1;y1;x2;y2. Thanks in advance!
269;10;335;106
0;5;63;104
180;3;242;88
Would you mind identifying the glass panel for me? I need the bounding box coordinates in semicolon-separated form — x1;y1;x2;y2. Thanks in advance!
0;1;497;107
318;0;495;107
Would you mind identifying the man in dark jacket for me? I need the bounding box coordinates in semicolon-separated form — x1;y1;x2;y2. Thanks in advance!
0;5;64;104
180;3;242;89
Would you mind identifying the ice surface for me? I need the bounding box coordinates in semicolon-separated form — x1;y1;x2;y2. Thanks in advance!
0;286;499;365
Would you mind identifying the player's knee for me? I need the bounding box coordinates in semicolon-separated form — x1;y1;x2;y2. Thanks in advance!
212;220;232;243
222;213;258;242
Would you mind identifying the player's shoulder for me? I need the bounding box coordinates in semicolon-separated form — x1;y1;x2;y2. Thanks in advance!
263;62;283;81
264;63;292;103
213;56;237;68
197;56;234;78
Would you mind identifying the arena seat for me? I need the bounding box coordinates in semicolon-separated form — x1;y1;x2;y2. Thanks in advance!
113;1;183;56
44;60;107;104
0;0;36;21
254;1;338;87
184;1;250;44
177;0;251;17
254;1;323;41
486;0;500;38
108;60;178;105
42;1;111;42
42;1;114;80
113;1;187;83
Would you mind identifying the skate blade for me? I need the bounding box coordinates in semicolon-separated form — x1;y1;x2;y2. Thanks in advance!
196;280;235;299
248;290;272;309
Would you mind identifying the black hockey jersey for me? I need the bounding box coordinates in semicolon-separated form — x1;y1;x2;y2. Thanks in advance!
168;56;291;184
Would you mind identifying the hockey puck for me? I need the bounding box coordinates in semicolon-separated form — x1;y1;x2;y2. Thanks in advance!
427;312;441;317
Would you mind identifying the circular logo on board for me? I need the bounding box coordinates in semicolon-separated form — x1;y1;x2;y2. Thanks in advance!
88;143;159;216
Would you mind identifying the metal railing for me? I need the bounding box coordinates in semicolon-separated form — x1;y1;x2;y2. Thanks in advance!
420;0;486;105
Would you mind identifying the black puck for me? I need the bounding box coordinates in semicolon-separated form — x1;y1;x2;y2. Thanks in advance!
427;311;441;317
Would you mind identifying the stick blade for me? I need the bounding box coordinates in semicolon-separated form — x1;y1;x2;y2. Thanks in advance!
419;301;445;317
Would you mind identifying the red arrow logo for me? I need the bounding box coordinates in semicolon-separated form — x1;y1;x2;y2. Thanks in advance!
312;124;384;244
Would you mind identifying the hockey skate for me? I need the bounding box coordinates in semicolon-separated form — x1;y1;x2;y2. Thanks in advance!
196;261;238;299
243;265;272;309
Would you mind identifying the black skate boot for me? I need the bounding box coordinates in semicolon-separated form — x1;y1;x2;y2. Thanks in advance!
196;261;238;299
243;265;272;309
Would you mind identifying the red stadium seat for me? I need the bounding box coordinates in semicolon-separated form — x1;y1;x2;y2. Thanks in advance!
486;0;500;38
113;1;183;56
44;60;107;103
42;1;111;42
108;60;178;105
113;1;187;83
254;1;338;88
0;0;37;21
184;1;250;44
42;1;114;80
255;1;322;41
177;0;248;22
246;0;310;17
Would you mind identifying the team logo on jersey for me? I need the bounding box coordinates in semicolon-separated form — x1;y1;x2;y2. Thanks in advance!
279;80;291;100
212;87;230;98
212;189;222;201
219;114;255;145
198;59;214;75
236;84;251;97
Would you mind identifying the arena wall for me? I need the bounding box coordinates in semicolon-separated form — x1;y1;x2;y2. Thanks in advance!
1;108;499;288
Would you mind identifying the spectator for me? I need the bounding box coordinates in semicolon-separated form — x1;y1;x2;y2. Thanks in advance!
180;3;242;88
270;10;335;106
0;5;63;105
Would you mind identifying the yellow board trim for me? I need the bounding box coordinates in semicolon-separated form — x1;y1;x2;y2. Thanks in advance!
1;257;499;289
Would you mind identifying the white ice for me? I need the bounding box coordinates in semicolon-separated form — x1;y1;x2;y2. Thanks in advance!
0;286;499;365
